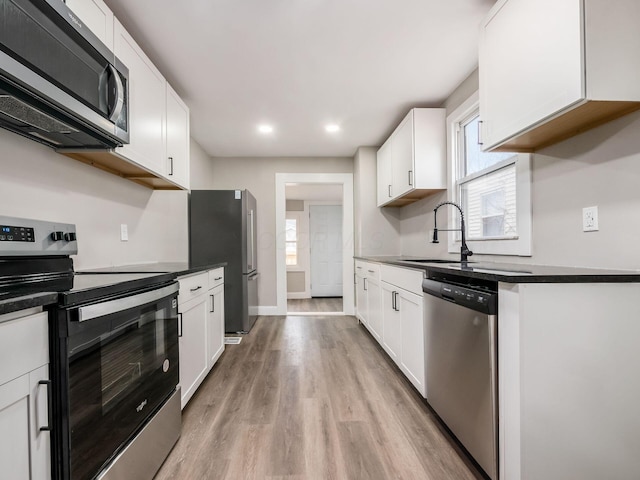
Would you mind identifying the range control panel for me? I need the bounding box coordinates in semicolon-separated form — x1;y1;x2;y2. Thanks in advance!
0;225;35;242
0;215;77;256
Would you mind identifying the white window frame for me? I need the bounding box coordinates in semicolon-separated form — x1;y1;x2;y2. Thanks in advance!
447;91;532;256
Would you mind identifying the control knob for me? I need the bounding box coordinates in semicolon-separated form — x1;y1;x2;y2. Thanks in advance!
50;231;64;241
64;232;77;242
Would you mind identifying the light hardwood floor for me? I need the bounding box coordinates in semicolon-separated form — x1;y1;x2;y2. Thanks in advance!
287;297;343;313
154;315;484;480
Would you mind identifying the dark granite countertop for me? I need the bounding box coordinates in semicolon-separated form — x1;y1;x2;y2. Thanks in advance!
0;291;58;317
78;261;227;277
355;256;640;283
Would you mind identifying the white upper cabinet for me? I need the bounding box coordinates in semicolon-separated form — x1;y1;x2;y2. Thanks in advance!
165;84;190;189
377;108;446;207
376;141;392;207
114;19;166;176
65;0;114;50
480;0;640;152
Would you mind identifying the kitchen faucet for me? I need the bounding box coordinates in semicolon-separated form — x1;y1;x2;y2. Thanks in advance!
432;201;473;263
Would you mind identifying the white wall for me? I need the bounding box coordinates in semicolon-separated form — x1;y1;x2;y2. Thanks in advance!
189;138;215;189
398;69;640;270
353;147;401;256
0;129;192;269
207;156;353;307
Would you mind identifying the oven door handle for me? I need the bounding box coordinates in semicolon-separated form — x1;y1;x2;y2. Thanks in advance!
78;282;179;322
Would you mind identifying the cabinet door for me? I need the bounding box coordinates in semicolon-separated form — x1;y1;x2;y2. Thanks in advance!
399;290;426;397
178;296;209;409
207;284;225;369
381;282;401;364
391;112;414;198
165;84;190;189
65;0;114;50
355;269;368;325
0;365;50;480
376;140;393;206
480;0;583;150
366;276;382;341
114;19;166;174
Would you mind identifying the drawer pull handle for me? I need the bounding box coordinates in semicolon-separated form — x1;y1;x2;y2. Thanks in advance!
190;286;202;292
367;270;375;273
37;380;52;432
214;277;223;281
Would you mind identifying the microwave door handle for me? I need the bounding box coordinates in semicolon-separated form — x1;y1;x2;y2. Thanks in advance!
106;64;125;122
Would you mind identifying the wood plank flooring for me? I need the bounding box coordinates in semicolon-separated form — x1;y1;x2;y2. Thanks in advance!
154;315;484;480
287;297;343;313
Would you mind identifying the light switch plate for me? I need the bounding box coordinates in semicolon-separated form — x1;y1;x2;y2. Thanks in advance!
120;223;128;241
583;206;598;232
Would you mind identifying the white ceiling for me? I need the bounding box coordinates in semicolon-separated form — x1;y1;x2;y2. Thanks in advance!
104;0;495;158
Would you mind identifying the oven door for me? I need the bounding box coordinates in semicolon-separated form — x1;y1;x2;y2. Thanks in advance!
64;282;179;480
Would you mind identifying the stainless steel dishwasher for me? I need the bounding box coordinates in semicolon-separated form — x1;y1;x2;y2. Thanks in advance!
423;275;498;480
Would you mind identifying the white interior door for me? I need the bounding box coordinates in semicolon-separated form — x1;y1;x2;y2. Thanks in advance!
310;205;343;297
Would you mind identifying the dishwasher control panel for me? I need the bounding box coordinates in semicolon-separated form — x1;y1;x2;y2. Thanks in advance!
423;279;497;315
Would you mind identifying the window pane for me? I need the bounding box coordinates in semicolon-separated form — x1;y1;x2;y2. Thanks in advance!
285;219;297;242
464;116;517;176
461;164;517;239
286;241;297;266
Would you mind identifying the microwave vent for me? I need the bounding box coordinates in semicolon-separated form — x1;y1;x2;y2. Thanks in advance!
0;95;78;134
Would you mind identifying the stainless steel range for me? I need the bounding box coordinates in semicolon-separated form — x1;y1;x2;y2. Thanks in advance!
0;215;181;480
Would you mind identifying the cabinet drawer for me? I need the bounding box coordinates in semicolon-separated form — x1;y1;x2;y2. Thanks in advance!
380;265;424;296
208;268;224;288
363;263;380;281
178;272;209;304
355;260;380;281
0;311;48;387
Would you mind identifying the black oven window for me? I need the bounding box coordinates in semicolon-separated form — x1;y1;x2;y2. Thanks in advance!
67;296;178;480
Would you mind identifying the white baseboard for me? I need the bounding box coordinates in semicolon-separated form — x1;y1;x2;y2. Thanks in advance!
257;306;283;316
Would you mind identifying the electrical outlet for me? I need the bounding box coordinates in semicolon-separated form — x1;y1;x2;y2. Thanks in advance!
582;206;599;232
120;223;129;241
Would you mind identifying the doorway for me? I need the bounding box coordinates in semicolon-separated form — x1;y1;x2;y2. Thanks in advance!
275;173;354;316
284;185;343;314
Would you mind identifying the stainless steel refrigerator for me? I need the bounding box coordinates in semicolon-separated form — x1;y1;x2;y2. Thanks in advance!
189;189;258;333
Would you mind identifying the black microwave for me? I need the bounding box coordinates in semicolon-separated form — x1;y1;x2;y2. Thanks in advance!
0;0;129;148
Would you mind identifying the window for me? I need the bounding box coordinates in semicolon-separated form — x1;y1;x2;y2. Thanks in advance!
285;218;298;265
448;92;531;256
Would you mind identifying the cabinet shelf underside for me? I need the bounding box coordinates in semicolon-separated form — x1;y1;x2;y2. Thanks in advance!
490;100;640;153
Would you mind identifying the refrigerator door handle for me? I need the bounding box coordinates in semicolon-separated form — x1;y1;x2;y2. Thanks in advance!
248;209;255;271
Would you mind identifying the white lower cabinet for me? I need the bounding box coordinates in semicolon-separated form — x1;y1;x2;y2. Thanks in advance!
178;292;209;409
0;310;50;480
366;276;382;341
207;284;225;369
397;289;425;395
355;260;382;340
378;265;427;397
381;281;401;363
178;269;225;409
355;265;368;325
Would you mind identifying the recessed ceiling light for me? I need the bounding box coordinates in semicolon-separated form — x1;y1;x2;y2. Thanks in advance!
258;124;274;134
325;124;340;133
